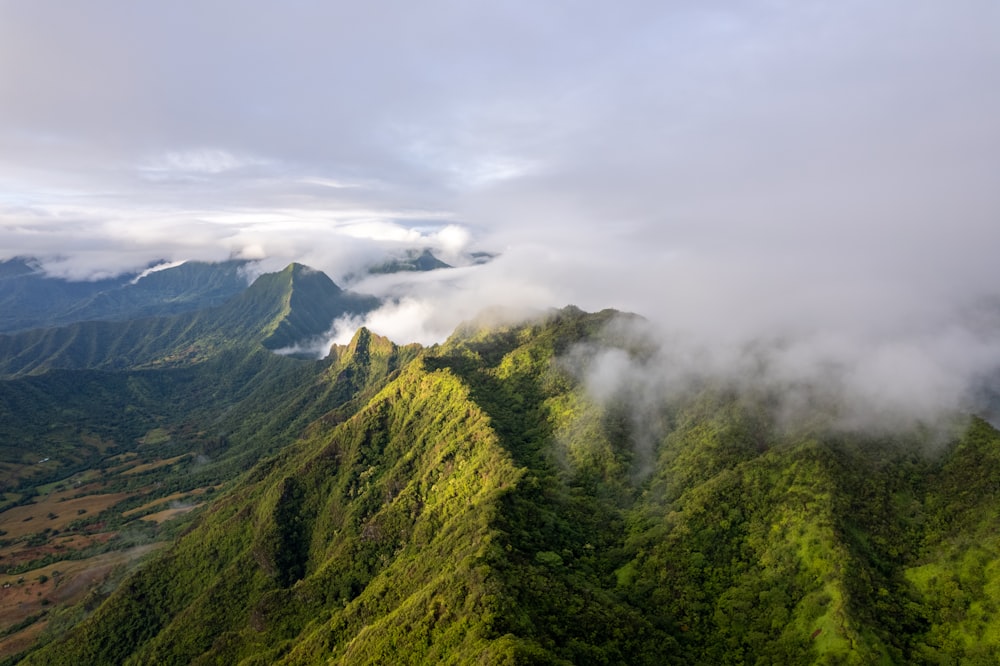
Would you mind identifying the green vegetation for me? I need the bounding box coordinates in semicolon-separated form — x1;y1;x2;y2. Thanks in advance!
3;275;1000;663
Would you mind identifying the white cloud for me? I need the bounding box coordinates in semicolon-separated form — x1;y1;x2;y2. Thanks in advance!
299;177;365;189
130;259;187;284
330;298;441;347
428;224;472;264
337;220;424;243
0;1;998;427
140;149;267;176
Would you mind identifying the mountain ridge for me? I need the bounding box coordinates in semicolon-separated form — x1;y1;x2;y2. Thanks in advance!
0;258;252;333
0;263;377;377
14;306;1000;664
4;301;1000;663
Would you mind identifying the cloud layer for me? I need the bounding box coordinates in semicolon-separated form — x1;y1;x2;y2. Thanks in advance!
2;1;1000;425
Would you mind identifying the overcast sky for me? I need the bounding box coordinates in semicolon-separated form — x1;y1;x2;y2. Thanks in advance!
2;1;1000;423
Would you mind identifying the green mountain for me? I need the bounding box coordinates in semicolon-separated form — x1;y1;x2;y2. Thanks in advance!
12;306;1000;664
0;258;253;333
0;261;383;513
0;263;378;377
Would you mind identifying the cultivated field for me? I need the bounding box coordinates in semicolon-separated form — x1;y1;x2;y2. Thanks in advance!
0;434;214;662
0;544;163;660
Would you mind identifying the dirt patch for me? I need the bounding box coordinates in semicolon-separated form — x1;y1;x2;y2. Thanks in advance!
141;503;203;524
122;486;216;518
0;493;131;540
0;532;117;570
0;543;165;658
121;454;190;476
0;617;48;660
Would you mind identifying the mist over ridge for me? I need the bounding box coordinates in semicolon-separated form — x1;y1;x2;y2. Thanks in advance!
1;1;998;429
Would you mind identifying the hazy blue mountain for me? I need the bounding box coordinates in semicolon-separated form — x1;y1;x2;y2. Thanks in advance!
0;263;378;377
367;248;451;274
0;256;39;279
66;260;255;324
0;257;135;332
0;258;252;333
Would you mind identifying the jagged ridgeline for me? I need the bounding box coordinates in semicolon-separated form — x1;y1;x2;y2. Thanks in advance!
0;262;384;495
16;305;1000;665
0;263;378;376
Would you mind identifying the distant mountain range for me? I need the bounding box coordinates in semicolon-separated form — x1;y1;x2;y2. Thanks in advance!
0;262;377;377
2;261;1000;664
367;248;452;275
0;258;252;334
0;249;455;335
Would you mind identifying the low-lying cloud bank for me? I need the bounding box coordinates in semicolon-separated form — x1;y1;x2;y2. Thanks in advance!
324;238;1000;436
3;2;999;431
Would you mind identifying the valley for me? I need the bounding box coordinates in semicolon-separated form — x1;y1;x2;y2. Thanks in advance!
0;424;211;661
2;5;995;662
1;261;999;663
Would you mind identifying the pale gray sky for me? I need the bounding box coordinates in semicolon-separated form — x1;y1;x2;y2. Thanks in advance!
2;2;1000;421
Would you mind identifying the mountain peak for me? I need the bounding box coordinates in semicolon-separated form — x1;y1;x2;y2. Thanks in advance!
0;256;41;279
282;261;319;277
368;249;451;275
331;327;399;364
323;326;422;404
230;264;376;350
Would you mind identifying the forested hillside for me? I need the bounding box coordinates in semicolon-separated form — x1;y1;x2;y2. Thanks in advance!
10;304;1000;664
0;263;386;660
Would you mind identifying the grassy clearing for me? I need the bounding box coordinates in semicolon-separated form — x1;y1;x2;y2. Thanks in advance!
140;504;203;524
137;428;171;447
121;486;215;518
120;454;190;477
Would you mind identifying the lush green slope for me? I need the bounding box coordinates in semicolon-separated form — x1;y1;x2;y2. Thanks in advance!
19;308;678;664
0;325;419;495
0;329;414;663
905;417;1000;663
21;357;513;664
0;263;377;377
13;307;1000;664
